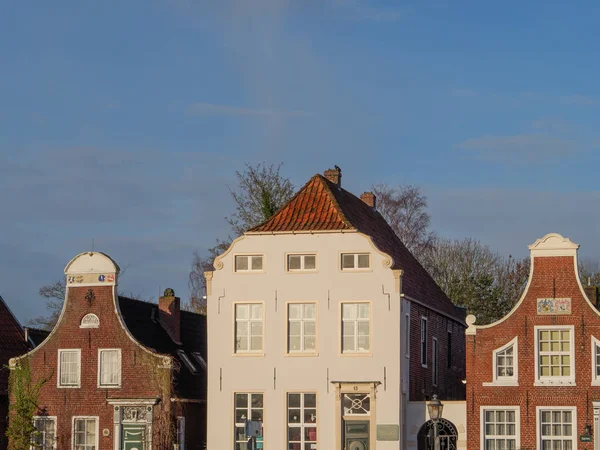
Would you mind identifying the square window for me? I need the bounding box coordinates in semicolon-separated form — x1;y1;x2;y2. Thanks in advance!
536;327;573;383
482;408;519;450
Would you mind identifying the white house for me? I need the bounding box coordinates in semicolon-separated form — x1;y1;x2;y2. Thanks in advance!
206;167;466;450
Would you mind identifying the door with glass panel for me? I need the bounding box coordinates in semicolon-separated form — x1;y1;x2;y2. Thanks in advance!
342;393;371;450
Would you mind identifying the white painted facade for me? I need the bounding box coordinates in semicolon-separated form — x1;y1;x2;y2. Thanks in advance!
207;231;411;449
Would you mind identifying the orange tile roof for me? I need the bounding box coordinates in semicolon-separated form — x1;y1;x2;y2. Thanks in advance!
249;174;464;321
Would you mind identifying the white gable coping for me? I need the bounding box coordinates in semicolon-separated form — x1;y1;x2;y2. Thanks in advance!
65;251;120;275
529;233;579;258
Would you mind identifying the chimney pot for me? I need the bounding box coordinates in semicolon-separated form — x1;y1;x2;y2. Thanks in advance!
324;167;342;187
159;289;181;343
360;192;376;209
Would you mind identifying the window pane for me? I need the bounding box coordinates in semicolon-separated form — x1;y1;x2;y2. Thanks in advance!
358;336;370;351
357;322;369;336
236;304;249;320
342;254;355;269
251;394;263;407
288;394;301;407
236;256;248;271
304;255;316;270
289;336;301;351
343;337;355;352
357;254;370;268
304;394;316;407
289;321;301;335
304;336;316;350
251;304;262;319
342;304;356;319
303;304;316;319
289;255;301;270
343;321;355;336
251;256;263;270
358;304;370;318
304;321;315;336
289;304;301;319
250;337;262;351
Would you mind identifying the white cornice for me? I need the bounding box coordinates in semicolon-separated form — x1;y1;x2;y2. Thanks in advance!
529;233;579;257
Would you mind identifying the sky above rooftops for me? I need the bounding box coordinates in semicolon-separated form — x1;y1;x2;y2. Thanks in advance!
2;0;600;323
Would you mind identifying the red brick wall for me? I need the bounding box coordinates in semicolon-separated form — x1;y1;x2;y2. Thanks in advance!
466;255;600;449
409;303;466;401
18;285;175;448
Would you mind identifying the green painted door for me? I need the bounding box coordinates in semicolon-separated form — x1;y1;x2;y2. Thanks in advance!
122;424;146;450
344;420;369;450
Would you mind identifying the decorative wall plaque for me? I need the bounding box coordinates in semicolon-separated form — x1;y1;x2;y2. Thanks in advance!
377;424;399;441
80;313;100;328
537;298;572;315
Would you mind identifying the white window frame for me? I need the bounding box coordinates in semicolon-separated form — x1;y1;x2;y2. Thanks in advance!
233;302;264;355
480;406;520;450
534;325;575;386
340;253;371;271
536;406;576;450
71;416;99;450
97;348;122;388
421;317;428;367
287;392;317;449
432;337;438;387
176;416;185;450
404;314;410;359
31;416;57;450
483;337;519;387
286;302;317;354
234;254;265;273
341;302;371;354
234;392;264;449
57;349;81;388
286;253;317;272
592;336;600;386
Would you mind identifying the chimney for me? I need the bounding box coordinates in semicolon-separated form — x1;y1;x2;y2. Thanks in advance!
585;285;598;307
360;192;376;209
159;288;181;344
324;166;342;187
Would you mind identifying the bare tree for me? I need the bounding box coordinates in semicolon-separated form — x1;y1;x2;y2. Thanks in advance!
372;184;436;259
187;162;295;314
31;266;140;331
420;238;530;324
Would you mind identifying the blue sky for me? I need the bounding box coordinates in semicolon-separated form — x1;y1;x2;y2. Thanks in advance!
2;0;600;323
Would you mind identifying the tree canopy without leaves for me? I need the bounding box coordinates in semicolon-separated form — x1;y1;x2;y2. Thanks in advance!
188;162;294;313
420;238;530;324
372;184;436;259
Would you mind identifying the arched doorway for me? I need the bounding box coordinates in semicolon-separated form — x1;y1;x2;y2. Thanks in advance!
417;418;458;450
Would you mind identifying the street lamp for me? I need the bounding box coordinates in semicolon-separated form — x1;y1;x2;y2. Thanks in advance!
427;395;444;450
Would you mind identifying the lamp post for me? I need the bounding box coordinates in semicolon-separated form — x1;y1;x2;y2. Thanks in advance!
427;395;444;450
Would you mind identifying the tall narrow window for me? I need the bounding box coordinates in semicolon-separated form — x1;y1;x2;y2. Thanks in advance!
420;318;428;367
73;417;98;450
539;408;575;449
176;417;185;450
593;337;600;385
235;304;263;353
447;331;452;368
432;338;438;386
58;349;81;387
234;393;263;449
287;393;317;450
288;303;316;353
482;408;518;450
405;314;410;359
32;416;56;450
98;349;121;387
342;303;370;353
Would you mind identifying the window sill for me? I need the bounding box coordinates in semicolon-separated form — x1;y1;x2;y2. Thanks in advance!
57;385;80;389
285;352;319;357
232;352;265;357
482;381;519;387
534;380;576;386
340;352;372;357
98;385;121;389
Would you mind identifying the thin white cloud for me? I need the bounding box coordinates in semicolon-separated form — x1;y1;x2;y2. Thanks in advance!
456;133;589;163
187;102;308;117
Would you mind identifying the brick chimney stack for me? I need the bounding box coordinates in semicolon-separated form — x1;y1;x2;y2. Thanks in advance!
324;166;342;187
159;288;181;344
360;192;376;209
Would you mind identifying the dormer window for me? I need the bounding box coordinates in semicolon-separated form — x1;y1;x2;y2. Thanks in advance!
341;253;370;271
235;255;264;272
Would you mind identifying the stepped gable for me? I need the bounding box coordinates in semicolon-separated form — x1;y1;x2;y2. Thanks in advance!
249;174;461;320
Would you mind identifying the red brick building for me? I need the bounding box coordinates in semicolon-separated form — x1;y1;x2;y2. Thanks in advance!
10;252;206;450
0;295;46;450
466;233;600;450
